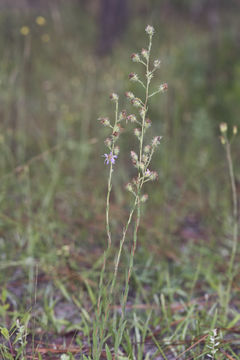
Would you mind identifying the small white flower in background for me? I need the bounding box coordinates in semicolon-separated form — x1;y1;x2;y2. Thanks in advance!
154;59;161;68
60;355;70;360
145;25;155;36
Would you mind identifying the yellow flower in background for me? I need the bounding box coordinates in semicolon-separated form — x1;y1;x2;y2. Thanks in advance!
219;122;227;133
36;16;46;26
233;125;238;135
41;34;50;43
20;26;30;36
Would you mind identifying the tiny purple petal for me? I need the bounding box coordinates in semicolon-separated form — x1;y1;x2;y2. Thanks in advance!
103;152;118;165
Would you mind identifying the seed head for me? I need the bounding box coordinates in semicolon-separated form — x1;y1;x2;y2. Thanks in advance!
145;25;155;36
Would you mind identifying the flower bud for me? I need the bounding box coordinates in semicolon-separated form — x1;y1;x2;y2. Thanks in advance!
114;146;120;155
220;135;226;145
119;110;127;120
134;128;141;138
219;122;227;133
233;125;238;135
144;145;151;153
127;114;137;123
130;151;138;162
129;72;138;81
139;162;145;171
109;93;119;101
142;154;148;163
145;25;155;36
98;117;110;126
131;53;140;62
152;136;162;147
141;48;149;59
104;137;112;148
145;118;152;129
159;83;168;92
131;98;142;108
125;91;135;99
139;107;146;118
150;171;158;181
140;194;148;203
126;183;133;192
153;59;161;68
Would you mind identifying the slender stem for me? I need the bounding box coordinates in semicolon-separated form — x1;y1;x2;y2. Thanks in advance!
94;100;119;359
224;139;238;320
106;100;119;248
110;197;138;294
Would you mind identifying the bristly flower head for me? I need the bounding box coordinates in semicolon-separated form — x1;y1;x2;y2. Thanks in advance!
152;136;162;147
129;72;138;82
125;91;135;99
109;93;119;101
233;125;238;135
140;194;148;203
98;117;110;127
145;25;155;36
141;48;149;59
131;53;140;63
159;83;168;92
154;59;161;68
103;152;117;165
126;114;137;123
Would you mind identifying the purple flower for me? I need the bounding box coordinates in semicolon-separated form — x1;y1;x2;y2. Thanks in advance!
145;169;151;177
103;152;117;165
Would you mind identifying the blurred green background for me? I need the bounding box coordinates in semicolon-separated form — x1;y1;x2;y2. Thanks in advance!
0;0;239;324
